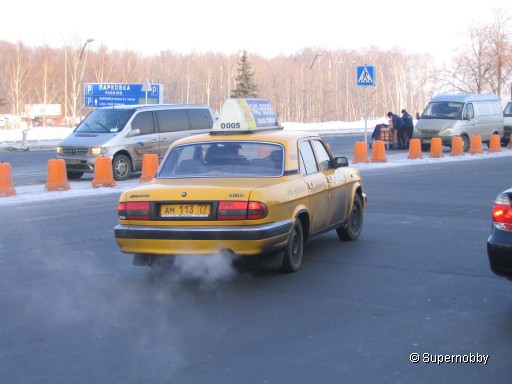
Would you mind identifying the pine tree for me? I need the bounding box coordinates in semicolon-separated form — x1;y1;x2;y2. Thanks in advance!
231;51;258;98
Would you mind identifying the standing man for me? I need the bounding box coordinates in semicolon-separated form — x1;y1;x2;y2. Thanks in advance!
387;111;405;149
401;109;414;149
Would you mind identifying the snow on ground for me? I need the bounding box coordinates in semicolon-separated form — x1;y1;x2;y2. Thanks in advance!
1;121;511;207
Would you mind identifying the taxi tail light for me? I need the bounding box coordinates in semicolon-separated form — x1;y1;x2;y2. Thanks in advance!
118;201;151;220
492;194;512;231
217;201;268;220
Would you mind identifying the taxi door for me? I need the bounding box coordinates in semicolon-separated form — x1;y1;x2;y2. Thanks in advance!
298;140;330;234
310;139;348;226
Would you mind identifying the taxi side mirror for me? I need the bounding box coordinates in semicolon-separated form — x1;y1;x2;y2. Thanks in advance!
334;156;349;168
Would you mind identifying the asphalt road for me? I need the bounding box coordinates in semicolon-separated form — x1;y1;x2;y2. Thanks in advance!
1;134;365;186
1;147;511;383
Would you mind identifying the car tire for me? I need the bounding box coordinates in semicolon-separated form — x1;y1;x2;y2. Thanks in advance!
113;154;132;181
337;194;363;241
461;135;470;152
280;219;304;273
67;171;84;180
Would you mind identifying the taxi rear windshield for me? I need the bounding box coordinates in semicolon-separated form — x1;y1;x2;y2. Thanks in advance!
75;109;134;133
158;141;284;178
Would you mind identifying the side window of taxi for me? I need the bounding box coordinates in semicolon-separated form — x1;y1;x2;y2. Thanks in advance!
311;140;334;171
299;141;319;175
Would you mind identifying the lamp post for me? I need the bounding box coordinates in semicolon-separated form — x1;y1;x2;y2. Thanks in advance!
76;38;94;121
307;53;322;122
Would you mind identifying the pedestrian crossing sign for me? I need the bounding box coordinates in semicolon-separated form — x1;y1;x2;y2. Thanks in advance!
357;66;375;86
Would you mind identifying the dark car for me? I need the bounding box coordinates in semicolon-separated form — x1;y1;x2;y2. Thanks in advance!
487;188;512;279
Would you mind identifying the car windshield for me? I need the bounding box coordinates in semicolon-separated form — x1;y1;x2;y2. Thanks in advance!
421;102;463;120
504;103;512;116
158;141;284;178
74;109;134;133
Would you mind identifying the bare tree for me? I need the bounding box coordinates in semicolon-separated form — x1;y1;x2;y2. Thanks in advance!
487;9;512;97
1;7;510;127
5;42;30;126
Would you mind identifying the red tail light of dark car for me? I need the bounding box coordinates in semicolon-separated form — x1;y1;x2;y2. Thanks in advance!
492;194;512;231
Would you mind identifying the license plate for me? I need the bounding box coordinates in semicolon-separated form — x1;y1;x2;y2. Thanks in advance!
160;204;211;217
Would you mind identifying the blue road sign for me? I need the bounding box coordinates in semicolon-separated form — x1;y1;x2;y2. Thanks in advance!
84;83;164;108
357;66;375;86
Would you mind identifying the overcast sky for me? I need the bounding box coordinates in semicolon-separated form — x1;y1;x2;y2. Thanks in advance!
2;0;509;65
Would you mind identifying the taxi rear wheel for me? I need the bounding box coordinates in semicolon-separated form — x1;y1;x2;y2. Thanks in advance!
337;194;363;241
280;219;304;273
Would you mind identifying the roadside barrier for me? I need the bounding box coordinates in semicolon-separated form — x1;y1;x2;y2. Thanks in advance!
352;141;369;163
407;139;423;159
45;159;70;191
469;135;484;155
450;137;465;156
0;163;16;197
92;157;117;188
370;140;387;163
139;154;159;181
488;134;501;153
429;138;444;158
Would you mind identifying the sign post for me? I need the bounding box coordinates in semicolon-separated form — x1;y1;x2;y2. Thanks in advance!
357;65;375;144
142;79;152;104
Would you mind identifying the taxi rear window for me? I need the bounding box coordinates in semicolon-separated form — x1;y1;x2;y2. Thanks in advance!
158;142;284;178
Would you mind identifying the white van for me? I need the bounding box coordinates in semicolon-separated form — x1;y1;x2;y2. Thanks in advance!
416;94;504;151
503;101;512;145
57;104;215;181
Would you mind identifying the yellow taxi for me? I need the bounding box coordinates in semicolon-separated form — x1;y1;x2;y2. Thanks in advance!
114;99;366;273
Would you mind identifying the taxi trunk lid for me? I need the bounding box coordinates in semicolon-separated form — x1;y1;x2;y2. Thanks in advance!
124;178;278;202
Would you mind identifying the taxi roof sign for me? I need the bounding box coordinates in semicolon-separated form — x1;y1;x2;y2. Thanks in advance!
212;98;281;133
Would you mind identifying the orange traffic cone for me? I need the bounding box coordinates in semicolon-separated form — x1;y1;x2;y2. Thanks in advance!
450;137;465;156
371;140;387;163
45;159;70;191
488;134;501;153
429;138;444;158
0;163;16;197
407;139;423;159
92;157;117;188
353;142;369;163
139;154;159;181
469;135;484;155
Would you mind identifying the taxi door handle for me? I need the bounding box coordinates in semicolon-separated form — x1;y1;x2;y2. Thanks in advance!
308;182;314;189
327;176;333;183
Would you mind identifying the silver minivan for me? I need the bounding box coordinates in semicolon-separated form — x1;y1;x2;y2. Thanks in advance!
416;93;504;151
57;104;215;180
503;101;512;146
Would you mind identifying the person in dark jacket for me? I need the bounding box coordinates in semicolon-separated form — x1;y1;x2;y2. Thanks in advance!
387;111;405;149
401;109;414;148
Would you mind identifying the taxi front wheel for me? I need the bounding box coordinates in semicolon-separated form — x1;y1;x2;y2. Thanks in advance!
280;219;304;273
337;194;363;241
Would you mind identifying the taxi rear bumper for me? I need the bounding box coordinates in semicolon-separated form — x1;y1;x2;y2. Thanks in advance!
114;220;293;256
115;220;292;241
